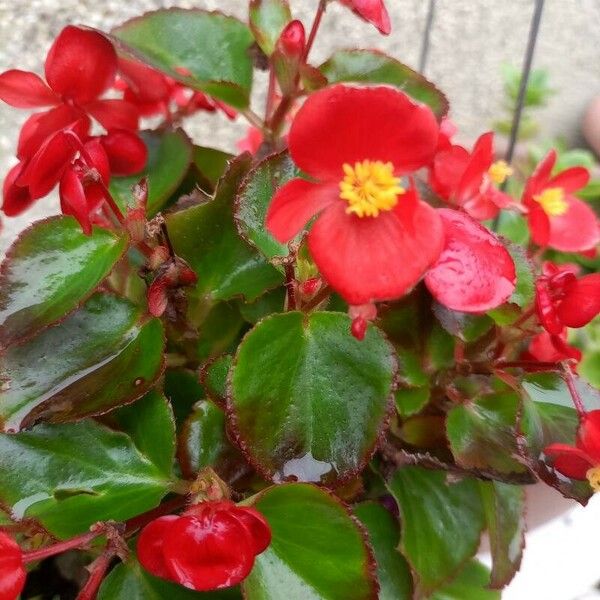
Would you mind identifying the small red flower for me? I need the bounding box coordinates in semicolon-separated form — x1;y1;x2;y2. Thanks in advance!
0;531;26;600
436;116;457;152
523;150;600;252
429;132;515;220
266;84;443;305
535;262;600;334
525;329;582;363
337;0;392;35
137;501;271;591
545;410;600;491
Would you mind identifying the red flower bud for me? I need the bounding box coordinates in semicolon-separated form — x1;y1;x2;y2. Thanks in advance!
351;316;367;341
276;20;306;60
0;531;26;600
299;277;321;297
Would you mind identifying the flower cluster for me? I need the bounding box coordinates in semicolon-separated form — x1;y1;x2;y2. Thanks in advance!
137;501;271;591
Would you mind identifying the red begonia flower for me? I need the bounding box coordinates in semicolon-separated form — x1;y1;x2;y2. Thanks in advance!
545;410;600;490
523;150;599;252
137;515;180;581
100;129;148;176
429;132;515;220
524;329;582;363
2;162;34;216
338;0;391;35
0;531;26;600
424;209;516;312
266;84;442;305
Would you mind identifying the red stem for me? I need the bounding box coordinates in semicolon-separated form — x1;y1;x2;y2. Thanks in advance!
562;364;586;417
76;551;113;600
265;67;277;121
304;0;327;61
23;530;99;564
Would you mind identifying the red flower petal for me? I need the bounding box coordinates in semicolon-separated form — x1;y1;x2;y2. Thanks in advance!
137;515;180;580
100;130;147;176
45;26;117;104
547;166;590;194
578;410;600;463
524;150;556;202
288;85;438;181
82;138;111;185
338;0;392;34
232;507;272;555
118;57;172;104
2;162;35;216
59;168;94;235
0;532;25;600
429;145;470;199
85;98;139;131
545;195;600;252
535;278;563;335
162;514;255;591
526;330;578;363
265;179;338;244
308;192;443;304
0;69;59;108
455;132;493;202
556;273;600;329
526;204;551;247
544;443;594;480
424;209;516;312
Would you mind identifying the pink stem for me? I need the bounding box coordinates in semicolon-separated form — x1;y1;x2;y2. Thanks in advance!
76;551;113;600
23;530;99;564
562;364;586;417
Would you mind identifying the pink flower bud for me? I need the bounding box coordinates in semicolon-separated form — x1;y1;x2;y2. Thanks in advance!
276;20;306;60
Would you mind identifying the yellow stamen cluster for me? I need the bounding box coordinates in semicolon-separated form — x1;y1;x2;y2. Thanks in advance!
586;466;600;492
488;160;513;185
534;187;568;217
340;160;404;218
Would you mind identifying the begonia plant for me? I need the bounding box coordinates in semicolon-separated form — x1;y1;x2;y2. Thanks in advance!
0;1;599;598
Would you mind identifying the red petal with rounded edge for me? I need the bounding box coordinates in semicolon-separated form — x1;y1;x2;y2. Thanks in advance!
523;150;556;204
547;166;590;194
17;130;76;199
85;99;139;131
289;85;438;181
308;192;443;304
339;0;392;35
535;278;563;335
429;145;470;200
265;179;338;243
118;57;171;104
232;507;272;555
45;26;117;104
2;162;35;216
82;138;111;184
425;209;516;313
162;514;255;591
0;69;59;108
556;274;600;329
17;105;89;161
577;410;600;463
59;168;93;235
527;204;551;247
0;531;26;600
545;195;600;252
455;132;493;203
544;443;594;480
100;130;147;176
137;515;180;580
526;330;574;363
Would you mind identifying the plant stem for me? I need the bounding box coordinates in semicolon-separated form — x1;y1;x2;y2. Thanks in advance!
302;284;332;312
562;364;586;417
76;551;113;600
284;263;297;310
268;94;293;140
23;529;100;564
304;0;327;61
265;67;277;121
241;108;268;133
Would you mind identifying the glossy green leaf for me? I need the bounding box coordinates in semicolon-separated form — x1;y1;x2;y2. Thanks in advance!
164;368;205;426
110;129;192;216
320;50;449;117
235;151;301;259
0;217;126;350
249;0;292;55
388;467;485;595
229;311;396;485
0;293;164;432
506;242;535;308
495;212;529;246
430;561;500;600
167;155;283;302
196;302;245;360
238;287;286;324
244;483;377;599
479;482;525;588
193;146;233;189
201;354;232;406
98;554;241;599
0;420;172;538
112;9;254;108
113;390;176;477
353;502;412;600
446;392;527;474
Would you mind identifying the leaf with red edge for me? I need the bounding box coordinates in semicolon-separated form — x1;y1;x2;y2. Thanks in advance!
111;9;254;109
249;0;292;56
243;483;378;600
0;216;127;350
0;293;164;432
228;311;396;486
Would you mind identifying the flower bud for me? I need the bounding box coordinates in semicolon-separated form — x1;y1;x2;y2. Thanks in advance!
276;20;306;60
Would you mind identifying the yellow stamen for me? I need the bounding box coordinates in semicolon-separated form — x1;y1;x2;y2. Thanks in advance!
586;466;600;492
340;160;405;218
534;187;568;217
488;160;513;185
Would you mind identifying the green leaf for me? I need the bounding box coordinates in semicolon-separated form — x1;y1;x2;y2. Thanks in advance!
110;129;192;216
506;241;535;308
479;482;525;588
446;391;527;474
0;217;127;350
112;390;176;477
353;502;412;600
196;302;245;361
98;554;241;599
320;50;449;117
201;354;233;406
229;311;396;485
0;293;164;432
235;151;301;259
166;155;283;303
244;483;377;600
112;9;254;108
164;368;204;426
193;146;233;189
0;420;172;537
433;303;494;343
249;0;292;55
238;287;286;324
430;561;500;600
496;211;530;246
388;467;485;595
